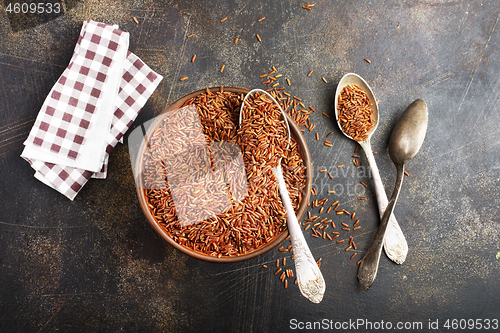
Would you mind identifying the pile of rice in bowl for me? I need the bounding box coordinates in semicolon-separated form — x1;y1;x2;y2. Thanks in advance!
141;88;307;258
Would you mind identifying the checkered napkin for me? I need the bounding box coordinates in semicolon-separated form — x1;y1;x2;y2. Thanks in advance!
21;20;163;200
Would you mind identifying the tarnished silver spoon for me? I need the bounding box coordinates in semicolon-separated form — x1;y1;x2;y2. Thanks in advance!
358;99;428;291
240;89;325;303
334;73;408;264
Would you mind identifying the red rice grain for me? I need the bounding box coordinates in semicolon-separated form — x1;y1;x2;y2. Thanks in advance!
142;90;307;258
337;84;373;142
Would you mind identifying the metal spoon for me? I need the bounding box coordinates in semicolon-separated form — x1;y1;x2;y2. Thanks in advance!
241;89;325;303
358;99;428;290
334;73;408;264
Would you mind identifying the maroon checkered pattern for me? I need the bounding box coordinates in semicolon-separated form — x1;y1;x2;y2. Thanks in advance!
93;50;163;179
26;20;127;161
22;21;162;200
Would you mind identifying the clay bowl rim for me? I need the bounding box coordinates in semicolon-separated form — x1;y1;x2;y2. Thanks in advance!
135;86;312;263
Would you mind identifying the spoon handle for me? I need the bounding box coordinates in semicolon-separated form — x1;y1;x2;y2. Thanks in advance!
273;165;325;303
358;164;405;290
359;140;408;264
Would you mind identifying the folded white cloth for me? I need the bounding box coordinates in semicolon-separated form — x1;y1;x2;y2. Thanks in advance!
21;20;163;200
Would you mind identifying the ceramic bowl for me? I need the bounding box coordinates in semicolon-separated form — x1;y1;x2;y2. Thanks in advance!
135;87;312;262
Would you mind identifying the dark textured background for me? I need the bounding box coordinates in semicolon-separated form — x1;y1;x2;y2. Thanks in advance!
1;0;499;332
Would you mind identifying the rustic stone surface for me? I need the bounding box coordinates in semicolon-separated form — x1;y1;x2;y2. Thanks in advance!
1;0;499;331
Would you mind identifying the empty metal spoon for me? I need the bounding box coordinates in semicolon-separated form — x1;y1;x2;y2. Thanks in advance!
240;89;325;303
358;99;428;290
334;73;408;264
